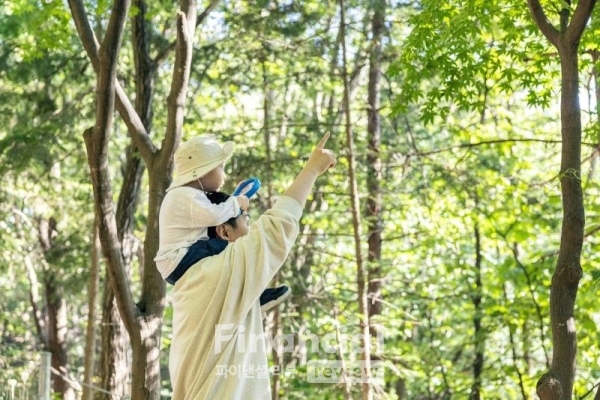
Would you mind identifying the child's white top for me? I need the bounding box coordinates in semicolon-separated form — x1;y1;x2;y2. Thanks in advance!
154;186;240;279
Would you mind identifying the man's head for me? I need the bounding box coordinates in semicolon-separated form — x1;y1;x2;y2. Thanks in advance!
206;191;250;242
167;135;234;192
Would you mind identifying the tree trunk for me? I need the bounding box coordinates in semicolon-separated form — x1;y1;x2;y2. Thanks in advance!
527;1;596;398
339;0;372;398
83;222;100;400
325;4;367;128
366;1;386;393
395;379;406;399
366;0;385;344
36;217;76;400
97;0;154;394
97;283;130;400
470;223;484;400
537;41;585;400
503;282;528;400
45;273;75;400
592;52;600;400
259;54;283;400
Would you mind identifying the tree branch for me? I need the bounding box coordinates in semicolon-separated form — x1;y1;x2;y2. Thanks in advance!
566;0;597;44
196;0;220;28
67;0;156;163
527;0;561;47
160;11;193;165
579;381;600;399
407;138;563;157
154;0;220;66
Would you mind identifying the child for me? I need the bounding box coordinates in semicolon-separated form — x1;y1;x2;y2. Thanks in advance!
154;135;290;312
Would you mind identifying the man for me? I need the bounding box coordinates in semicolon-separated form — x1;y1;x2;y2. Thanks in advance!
168;133;336;399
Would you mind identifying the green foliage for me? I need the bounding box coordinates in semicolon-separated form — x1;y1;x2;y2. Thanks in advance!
1;0;72;62
390;0;558;122
2;0;600;398
0;0;96;388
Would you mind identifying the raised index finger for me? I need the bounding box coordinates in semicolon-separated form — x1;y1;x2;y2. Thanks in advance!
316;132;330;149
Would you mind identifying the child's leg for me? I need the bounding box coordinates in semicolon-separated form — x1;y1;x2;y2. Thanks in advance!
260;285;291;312
165;239;228;284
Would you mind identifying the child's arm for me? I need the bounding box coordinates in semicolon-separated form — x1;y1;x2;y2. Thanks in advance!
191;193;244;226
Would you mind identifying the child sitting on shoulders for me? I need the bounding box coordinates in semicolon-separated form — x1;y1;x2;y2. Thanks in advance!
154;135;290;311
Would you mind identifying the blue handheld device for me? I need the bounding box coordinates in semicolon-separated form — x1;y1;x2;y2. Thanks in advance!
233;177;261;198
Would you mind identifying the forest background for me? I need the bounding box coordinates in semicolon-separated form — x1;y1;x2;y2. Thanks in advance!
1;0;600;399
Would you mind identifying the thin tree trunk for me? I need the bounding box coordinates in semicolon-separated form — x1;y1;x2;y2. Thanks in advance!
45;274;74;399
527;1;596;398
333;307;352;400
523;320;533;375
98;140;133;396
366;0;385;347
325;8;367;128
97;283;130;400
586;50;599;185
261;55;284;400
592;49;600;400
83;222;100;400
339;0;372;398
503;282;528;400
97;0;154;394
395;379;406;399
510;243;550;367
36;217;76;400
470;223;484;400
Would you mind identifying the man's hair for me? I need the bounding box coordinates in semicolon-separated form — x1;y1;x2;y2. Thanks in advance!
206;191;238;239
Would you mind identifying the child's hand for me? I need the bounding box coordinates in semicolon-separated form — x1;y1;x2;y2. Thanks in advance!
236;195;249;211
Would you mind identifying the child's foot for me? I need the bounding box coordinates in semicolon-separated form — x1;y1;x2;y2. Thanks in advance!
260;285;291;312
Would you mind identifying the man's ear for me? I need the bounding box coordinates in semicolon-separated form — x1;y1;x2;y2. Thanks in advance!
216;224;228;240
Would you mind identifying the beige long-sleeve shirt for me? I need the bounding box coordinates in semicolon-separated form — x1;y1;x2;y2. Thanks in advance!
168;196;302;399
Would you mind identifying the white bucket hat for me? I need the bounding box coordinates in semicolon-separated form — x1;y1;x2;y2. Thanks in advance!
167;135;234;191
